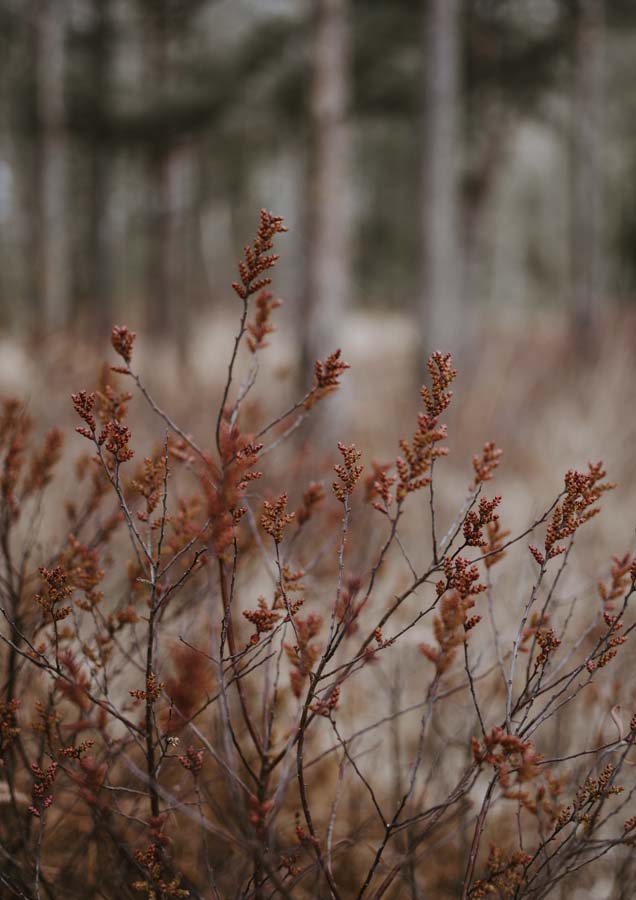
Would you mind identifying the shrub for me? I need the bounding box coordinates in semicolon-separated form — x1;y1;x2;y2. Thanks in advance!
1;209;636;899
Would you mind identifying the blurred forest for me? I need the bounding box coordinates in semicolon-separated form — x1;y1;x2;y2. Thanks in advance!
1;0;636;372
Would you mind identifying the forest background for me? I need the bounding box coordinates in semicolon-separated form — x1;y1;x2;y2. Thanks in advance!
0;0;633;362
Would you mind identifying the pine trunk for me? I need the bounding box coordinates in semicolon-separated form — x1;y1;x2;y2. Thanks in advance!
419;0;463;369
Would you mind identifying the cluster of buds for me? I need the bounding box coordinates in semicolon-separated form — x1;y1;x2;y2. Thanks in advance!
395;415;447;502
294;811;319;849
232;208;287;301
246;290;282;353
394;352;457;503
273;565;305;610
260;493;295;544
60;739;95;759
462;496;502;548
310;685;340;717
102;421;134;463
574;764;623;820
133;816;189;899
333;443;363;503
105;605;139;636
285;614;323;697
62;534;104;612
31;701;60;743
243;597;282;644
471;846;532;898
530;463;614;565
598;553;633;611
420;589;477;675
519;611;550;653
534;628;562;668
471;441;502;488
279;848;301;878
420;351;457;418
29;761;58;817
72;390;97;439
305;349;350;409
471;727;541;789
364;460;396;513
73;389;134;464
131;454;168;524
130;671;163;702
35;565;73;623
202;416;262;557
437;555;486;602
248;794;275;838
586;610;627;671
111;324;136;368
512;769;567;821
421;557;487;673
95;377;132;425
177;745;204;778
0;399;31;520
483;516;510;569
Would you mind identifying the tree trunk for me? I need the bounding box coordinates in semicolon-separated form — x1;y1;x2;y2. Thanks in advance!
85;0;114;339
570;0;604;347
301;0;352;386
143;10;192;360
461;99;509;346
35;0;70;333
418;0;463;370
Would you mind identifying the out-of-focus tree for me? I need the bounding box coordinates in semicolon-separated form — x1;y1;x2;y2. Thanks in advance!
418;0;463;366
569;0;604;347
301;0;353;385
138;0;204;354
71;0;116;336
353;0;570;359
2;0;636;359
35;0;71;334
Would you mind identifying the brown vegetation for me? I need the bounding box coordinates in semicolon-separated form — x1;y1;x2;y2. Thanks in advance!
2;211;636;899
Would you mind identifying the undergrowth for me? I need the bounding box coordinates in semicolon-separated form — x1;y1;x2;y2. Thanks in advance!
1;210;636;899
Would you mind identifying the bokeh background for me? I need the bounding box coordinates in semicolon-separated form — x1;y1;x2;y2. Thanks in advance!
1;0;635;350
0;0;635;551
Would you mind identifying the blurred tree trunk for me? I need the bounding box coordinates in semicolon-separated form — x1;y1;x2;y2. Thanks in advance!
146;147;192;357
570;0;604;347
85;0;114;338
301;0;352;393
462;99;509;343
35;0;70;333
144;8;171;340
418;0;463;370
143;8;192;359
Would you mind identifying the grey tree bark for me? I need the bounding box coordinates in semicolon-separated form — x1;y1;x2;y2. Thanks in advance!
143;7;193;359
301;0;352;385
85;0;114;338
571;0;604;347
35;0;70;332
419;0;463;368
